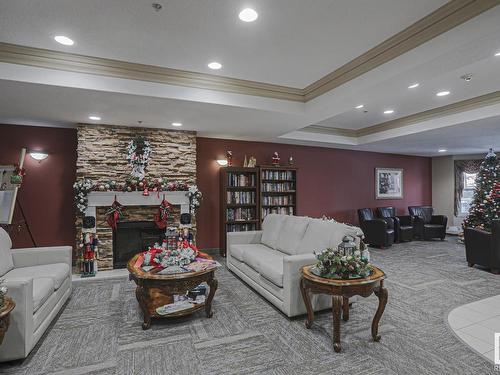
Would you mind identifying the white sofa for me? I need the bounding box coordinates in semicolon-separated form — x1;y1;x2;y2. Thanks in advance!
227;214;362;317
0;228;72;361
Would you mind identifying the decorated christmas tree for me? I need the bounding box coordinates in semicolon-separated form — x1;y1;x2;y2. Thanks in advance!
463;149;500;231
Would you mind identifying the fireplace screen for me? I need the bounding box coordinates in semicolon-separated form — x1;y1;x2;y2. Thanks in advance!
113;221;164;268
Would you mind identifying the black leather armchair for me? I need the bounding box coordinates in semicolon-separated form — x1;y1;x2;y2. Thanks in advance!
465;220;500;274
357;208;394;248
408;206;447;240
376;206;414;243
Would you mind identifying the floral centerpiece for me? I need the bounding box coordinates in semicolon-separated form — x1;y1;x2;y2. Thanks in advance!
0;279;7;308
314;244;372;279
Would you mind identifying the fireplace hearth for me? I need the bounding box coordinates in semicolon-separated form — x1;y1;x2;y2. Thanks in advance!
113;221;164;268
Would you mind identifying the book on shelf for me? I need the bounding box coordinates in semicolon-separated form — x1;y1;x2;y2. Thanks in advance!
262;194;294;206
262;206;294;217
227;173;256;187
226;191;256;204
261;182;295;192
226;207;255;221
227;223;257;232
261;169;294;181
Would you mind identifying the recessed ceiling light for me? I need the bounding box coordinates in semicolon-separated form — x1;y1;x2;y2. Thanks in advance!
239;8;258;22
355;104;364;109
438;149;447;153
88;115;101;121
208;62;222;70
383;109;394;114
171;122;182;127
495;52;500;57
408;83;419;89
54;35;74;46
436;91;450;97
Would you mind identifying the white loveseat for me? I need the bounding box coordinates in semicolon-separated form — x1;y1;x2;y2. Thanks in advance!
227;214;362;317
0;228;72;361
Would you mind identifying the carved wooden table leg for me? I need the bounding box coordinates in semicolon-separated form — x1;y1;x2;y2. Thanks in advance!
300;278;314;329
332;295;342;352
205;276;218;318
371;281;388;341
342;297;349;322
136;285;152;330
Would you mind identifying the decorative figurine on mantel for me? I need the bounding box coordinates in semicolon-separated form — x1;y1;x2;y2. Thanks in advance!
288;156;294;166
226;151;233;166
248;156;257;167
272;152;280;166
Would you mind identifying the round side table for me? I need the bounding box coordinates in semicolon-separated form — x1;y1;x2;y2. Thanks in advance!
0;297;15;345
300;265;388;353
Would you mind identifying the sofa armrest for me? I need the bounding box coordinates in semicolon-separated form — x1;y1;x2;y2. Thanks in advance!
431;215;448;227
227;231;262;246
283;254;316;297
12;246;72;269
2;278;34;357
397;215;413;226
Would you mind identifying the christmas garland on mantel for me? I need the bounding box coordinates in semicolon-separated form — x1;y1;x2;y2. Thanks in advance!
74;178;202;215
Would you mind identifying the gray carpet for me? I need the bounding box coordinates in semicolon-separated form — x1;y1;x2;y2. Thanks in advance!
1;238;499;375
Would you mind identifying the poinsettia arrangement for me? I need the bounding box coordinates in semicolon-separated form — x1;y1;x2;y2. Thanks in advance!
314;248;372;279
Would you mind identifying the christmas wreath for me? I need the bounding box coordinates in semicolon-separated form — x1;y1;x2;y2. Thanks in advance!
126;136;152;180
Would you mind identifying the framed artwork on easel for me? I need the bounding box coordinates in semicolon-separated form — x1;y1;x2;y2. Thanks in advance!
0;148;26;224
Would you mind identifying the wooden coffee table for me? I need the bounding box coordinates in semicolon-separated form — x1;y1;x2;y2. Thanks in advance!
127;254;218;330
300;265;387;353
0;297;15;345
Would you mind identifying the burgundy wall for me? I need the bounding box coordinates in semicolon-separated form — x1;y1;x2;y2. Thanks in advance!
0;124;77;249
196;137;432;250
0;125;431;252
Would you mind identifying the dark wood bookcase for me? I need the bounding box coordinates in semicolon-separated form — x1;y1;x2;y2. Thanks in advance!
259;165;297;222
219;165;298;256
219;167;260;256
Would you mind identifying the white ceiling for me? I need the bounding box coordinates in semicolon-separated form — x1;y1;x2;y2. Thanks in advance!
0;1;499;157
0;0;446;87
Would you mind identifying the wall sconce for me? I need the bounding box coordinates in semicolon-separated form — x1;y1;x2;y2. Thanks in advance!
29;151;49;161
216;159;228;166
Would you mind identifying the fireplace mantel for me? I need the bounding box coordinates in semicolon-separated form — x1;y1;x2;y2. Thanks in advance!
84;191;190;223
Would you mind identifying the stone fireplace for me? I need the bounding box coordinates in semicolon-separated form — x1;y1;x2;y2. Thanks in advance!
76;124;197;270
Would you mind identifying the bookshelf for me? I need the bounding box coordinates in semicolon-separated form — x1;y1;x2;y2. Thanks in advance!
220;167;260;256
260;165;297;221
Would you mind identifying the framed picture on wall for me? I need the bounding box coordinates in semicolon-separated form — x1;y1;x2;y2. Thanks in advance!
375;168;403;199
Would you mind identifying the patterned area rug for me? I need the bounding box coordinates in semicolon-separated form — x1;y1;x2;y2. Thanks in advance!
1;238;498;374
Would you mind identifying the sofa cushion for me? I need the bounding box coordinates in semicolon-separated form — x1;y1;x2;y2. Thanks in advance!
261;214;286;249
0;228;14;277
297;220;363;255
5;263;70;290
230;244;272;263
33;278;54;313
243;246;285;287
297;219;337;255
276;216;310;255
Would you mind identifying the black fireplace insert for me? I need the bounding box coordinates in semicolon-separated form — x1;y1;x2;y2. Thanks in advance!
113;221;164;268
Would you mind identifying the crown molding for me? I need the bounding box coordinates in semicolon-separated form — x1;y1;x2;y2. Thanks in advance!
0;1;498;103
303;0;500;101
0;42;304;102
304;91;500;138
